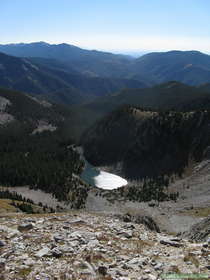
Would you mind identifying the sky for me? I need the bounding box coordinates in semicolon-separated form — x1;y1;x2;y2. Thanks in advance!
0;0;210;53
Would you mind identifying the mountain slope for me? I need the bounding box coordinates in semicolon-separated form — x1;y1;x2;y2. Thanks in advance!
66;82;210;141
83;81;210;114
0;52;146;105
1;212;209;279
199;83;210;92
82;106;210;181
0;52;83;102
131;50;210;85
0;87;88;207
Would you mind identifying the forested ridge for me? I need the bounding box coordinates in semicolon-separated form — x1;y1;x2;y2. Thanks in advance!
0;125;88;206
0;88;89;208
83;106;210;180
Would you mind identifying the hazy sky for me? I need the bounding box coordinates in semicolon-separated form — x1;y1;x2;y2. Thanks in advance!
1;0;210;53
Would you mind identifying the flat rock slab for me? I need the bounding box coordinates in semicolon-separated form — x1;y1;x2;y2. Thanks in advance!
35;247;51;258
160;238;182;247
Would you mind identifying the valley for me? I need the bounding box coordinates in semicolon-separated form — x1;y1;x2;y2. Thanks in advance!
0;41;209;279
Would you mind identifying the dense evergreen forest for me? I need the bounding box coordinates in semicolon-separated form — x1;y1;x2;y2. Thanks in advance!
0;123;88;208
83;106;210;180
0;87;89;208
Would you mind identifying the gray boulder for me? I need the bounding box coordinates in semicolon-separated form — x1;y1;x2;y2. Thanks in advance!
0;240;5;247
18;223;33;232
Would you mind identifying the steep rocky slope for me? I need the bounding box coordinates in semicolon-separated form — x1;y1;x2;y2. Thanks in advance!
183;217;210;242
0;212;209;280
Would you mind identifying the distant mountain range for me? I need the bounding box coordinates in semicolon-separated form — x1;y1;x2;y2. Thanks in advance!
0;42;210;140
0;51;145;105
1;42;210;86
0;42;134;79
1;42;210;142
130;50;210;85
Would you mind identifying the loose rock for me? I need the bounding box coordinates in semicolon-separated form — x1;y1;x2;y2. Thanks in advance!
18;223;33;232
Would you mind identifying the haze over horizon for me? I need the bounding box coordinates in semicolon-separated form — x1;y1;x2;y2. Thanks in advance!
0;0;210;54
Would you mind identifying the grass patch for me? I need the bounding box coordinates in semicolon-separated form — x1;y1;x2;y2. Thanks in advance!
184;253;200;267
120;239;154;254
181;207;210;217
16;268;32;278
0;199;19;213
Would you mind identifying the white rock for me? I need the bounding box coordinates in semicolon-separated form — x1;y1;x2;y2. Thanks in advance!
87;239;99;248
35;247;51;258
24;258;36;266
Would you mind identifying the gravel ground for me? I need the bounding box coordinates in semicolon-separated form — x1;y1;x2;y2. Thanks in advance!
0;212;209;280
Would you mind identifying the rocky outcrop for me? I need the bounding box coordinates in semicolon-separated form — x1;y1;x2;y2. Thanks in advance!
182;217;210;242
121;213;161;232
